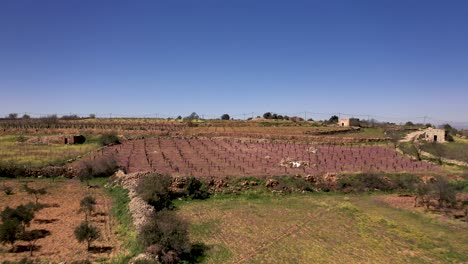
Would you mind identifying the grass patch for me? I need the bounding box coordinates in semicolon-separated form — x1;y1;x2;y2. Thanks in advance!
421;137;468;162
0;134;100;168
399;141;419;157
176;193;468;263
331;127;386;139
106;185;143;263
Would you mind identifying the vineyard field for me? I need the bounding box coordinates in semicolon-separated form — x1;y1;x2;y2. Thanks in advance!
99;138;439;177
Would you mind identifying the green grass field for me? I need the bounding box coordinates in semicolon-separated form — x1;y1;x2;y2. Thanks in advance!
0;134;100;167
421;137;468;163
176;193;468;263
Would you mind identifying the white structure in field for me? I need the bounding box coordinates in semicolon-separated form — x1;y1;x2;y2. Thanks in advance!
338;118;359;127
423;128;446;143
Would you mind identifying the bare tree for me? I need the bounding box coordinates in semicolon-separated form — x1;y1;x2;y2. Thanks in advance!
411;140;423;161
385;130;401;149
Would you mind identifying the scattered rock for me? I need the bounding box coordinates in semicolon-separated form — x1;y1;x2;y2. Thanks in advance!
265;179;279;188
129;253;157;264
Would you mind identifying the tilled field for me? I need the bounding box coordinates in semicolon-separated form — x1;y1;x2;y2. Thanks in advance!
0;179;120;262
98;138;439;177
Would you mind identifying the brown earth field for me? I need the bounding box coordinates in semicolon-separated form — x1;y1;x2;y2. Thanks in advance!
92;138;441;176
376;194;468;222
0;179;120;262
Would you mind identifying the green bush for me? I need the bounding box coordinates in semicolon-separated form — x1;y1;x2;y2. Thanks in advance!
1;203;37;232
185;177;210;200
136;173;173;211
138;210;191;264
338;173;394;192
100;132;120;146
0;163;27;178
387;174;420;191
0;218;22;250
0;202;43;250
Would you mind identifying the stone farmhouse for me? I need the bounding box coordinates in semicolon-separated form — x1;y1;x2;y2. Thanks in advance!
423;128;446;143
338;118;360;127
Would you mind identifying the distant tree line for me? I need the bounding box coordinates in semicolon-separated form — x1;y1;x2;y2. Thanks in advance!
3;113;96;120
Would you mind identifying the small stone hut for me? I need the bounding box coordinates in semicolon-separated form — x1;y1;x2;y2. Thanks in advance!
424;128;446;143
338;118;360;127
64;135;86;144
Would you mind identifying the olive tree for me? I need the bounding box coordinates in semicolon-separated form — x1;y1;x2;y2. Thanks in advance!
74;221;100;250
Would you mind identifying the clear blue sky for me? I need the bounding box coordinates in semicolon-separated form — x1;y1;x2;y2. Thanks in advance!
1;0;467;125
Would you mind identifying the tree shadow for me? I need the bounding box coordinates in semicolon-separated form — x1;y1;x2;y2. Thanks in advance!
41;203;60;208
11;245;41;253
34;218;59;224
22;229;51;240
89;246;113;253
183;242;209;263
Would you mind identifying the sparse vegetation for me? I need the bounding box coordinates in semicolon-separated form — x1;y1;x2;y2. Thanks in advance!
22;184;47;205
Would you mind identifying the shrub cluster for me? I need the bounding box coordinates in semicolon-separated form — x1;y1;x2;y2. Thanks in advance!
182;177;210;200
336;173;420;193
0;163;27;178
135;173;208;263
0;163;68;178
415;176;458;209
139;210;191;263
78;155;119;185
137;174;173;211
99;132;120;146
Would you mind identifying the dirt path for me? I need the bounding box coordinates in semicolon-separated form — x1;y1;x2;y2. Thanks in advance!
399;130;425;142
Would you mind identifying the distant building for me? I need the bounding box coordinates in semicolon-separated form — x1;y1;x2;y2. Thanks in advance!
338;118;360;127
423;128;446;143
63;135;86;144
